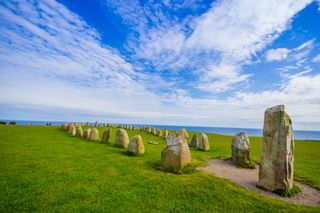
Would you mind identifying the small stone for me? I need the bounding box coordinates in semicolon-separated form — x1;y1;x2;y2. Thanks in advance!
89;128;99;141
128;135;145;155
115;129;129;149
232;132;251;168
148;141;158;145
198;133;209;151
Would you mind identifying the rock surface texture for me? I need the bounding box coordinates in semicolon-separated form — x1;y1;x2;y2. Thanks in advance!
232;132;251;168
161;131;191;173
257;105;294;191
128;135;145;155
115;129;129;149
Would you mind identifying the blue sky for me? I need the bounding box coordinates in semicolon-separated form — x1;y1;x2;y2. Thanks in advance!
0;0;319;130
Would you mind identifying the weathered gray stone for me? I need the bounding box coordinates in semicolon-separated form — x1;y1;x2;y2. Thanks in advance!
95;121;99;127
232;132;251;168
89;128;99;141
128;135;145;155
161;130;191;173
101;128;111;144
115;129;129;149
198;133;210;151
191;134;198;147
257;105;294;191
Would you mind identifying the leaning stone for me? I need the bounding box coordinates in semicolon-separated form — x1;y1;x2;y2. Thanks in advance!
198;133;210;151
128;135;145;155
257;105;294;191
101;128;111;144
115;129;129;149
190;134;198;147
232;132;251;168
161;130;191;173
89;128;99;141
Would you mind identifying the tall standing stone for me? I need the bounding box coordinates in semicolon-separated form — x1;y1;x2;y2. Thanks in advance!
128;135;145;155
198;133;210;151
161;130;191;173
232;132;251;168
115;129;129;149
191;134;198;147
101;128;111;144
257;105;294;191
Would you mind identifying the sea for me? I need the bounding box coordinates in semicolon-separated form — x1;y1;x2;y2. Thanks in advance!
3;119;320;141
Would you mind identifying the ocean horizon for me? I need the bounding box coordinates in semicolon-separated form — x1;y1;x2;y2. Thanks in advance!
2;119;320;141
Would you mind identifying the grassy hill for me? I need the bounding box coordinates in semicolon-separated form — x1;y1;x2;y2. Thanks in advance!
0;125;319;212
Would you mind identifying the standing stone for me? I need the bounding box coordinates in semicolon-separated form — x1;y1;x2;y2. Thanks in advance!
152;128;157;136
164;130;169;139
198;133;210;151
191;134;198;147
115;129;129;149
232;132;251;168
161;130;191;173
67;123;74;133
101;128;111;144
89;128;99;141
95;121;99;127
83;128;91;139
257;105;294;191
76;126;83;137
181;128;189;139
61;123;68;130
128;135;145;155
69;125;76;136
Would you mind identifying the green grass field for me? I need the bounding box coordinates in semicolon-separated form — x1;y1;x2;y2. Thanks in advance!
0;125;319;212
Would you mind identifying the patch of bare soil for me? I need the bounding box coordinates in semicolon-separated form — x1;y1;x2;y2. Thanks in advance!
199;159;320;206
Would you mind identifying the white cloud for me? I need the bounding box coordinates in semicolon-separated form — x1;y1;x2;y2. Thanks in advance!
108;0;312;94
312;54;320;62
266;48;291;61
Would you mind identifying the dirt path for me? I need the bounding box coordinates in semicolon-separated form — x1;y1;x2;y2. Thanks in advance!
199;159;320;206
